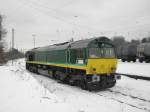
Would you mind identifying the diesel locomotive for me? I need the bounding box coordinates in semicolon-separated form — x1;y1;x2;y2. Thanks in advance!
25;37;120;90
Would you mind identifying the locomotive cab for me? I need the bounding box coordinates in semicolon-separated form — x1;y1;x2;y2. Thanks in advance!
81;38;120;89
86;39;117;74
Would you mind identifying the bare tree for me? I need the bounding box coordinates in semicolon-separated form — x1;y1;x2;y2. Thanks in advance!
131;39;140;45
0;15;7;64
141;38;148;43
147;37;150;42
111;36;127;46
111;36;128;58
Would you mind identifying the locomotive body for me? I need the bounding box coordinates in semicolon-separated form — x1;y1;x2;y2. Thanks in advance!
25;37;120;90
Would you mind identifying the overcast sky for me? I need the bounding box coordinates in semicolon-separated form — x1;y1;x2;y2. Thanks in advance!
0;0;150;50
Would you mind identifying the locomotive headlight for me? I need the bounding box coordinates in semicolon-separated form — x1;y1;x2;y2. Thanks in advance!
111;67;116;72
92;68;96;71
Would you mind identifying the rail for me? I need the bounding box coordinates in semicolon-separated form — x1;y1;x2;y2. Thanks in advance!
116;73;150;81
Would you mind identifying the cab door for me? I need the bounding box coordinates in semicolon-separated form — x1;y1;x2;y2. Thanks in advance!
66;49;70;64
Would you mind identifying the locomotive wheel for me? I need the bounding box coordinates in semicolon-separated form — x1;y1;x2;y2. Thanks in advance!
32;66;38;73
29;66;32;72
69;79;75;86
52;71;57;79
35;67;39;74
80;80;87;90
29;65;34;72
139;59;143;63
107;80;116;88
145;60;150;63
122;59;125;62
132;59;136;62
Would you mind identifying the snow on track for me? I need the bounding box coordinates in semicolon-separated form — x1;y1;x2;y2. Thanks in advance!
97;76;150;112
117;60;150;77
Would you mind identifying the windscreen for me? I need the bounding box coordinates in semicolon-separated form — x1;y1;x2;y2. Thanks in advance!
89;43;116;58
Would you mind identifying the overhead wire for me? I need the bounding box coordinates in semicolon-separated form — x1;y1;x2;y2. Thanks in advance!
18;0;112;33
18;0;90;40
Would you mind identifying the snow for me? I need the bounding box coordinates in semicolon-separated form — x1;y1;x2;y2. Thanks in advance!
0;60;70;112
0;59;150;112
117;60;150;77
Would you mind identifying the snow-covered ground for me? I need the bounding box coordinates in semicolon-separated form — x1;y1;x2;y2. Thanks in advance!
0;60;71;112
0;59;150;112
117;60;150;77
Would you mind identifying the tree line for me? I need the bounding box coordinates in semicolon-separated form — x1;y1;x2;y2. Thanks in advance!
111;36;150;47
1;13;150;65
0;15;24;65
0;15;7;64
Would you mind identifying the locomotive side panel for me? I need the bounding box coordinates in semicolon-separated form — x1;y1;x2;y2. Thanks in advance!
47;50;67;63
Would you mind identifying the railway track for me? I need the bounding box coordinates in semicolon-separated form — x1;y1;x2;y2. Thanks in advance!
31;71;150;112
96;89;150;112
116;73;150;81
30;71;150;112
107;89;150;103
17;61;150;111
27;69;150;111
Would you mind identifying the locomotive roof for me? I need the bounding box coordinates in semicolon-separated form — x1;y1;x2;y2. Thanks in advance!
70;36;111;49
30;36;111;52
31;42;70;52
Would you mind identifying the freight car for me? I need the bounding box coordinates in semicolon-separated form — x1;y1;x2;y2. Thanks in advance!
137;43;150;63
25;37;120;90
116;45;123;59
120;43;137;62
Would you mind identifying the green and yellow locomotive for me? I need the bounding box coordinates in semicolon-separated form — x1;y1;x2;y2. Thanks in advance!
25;37;120;90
